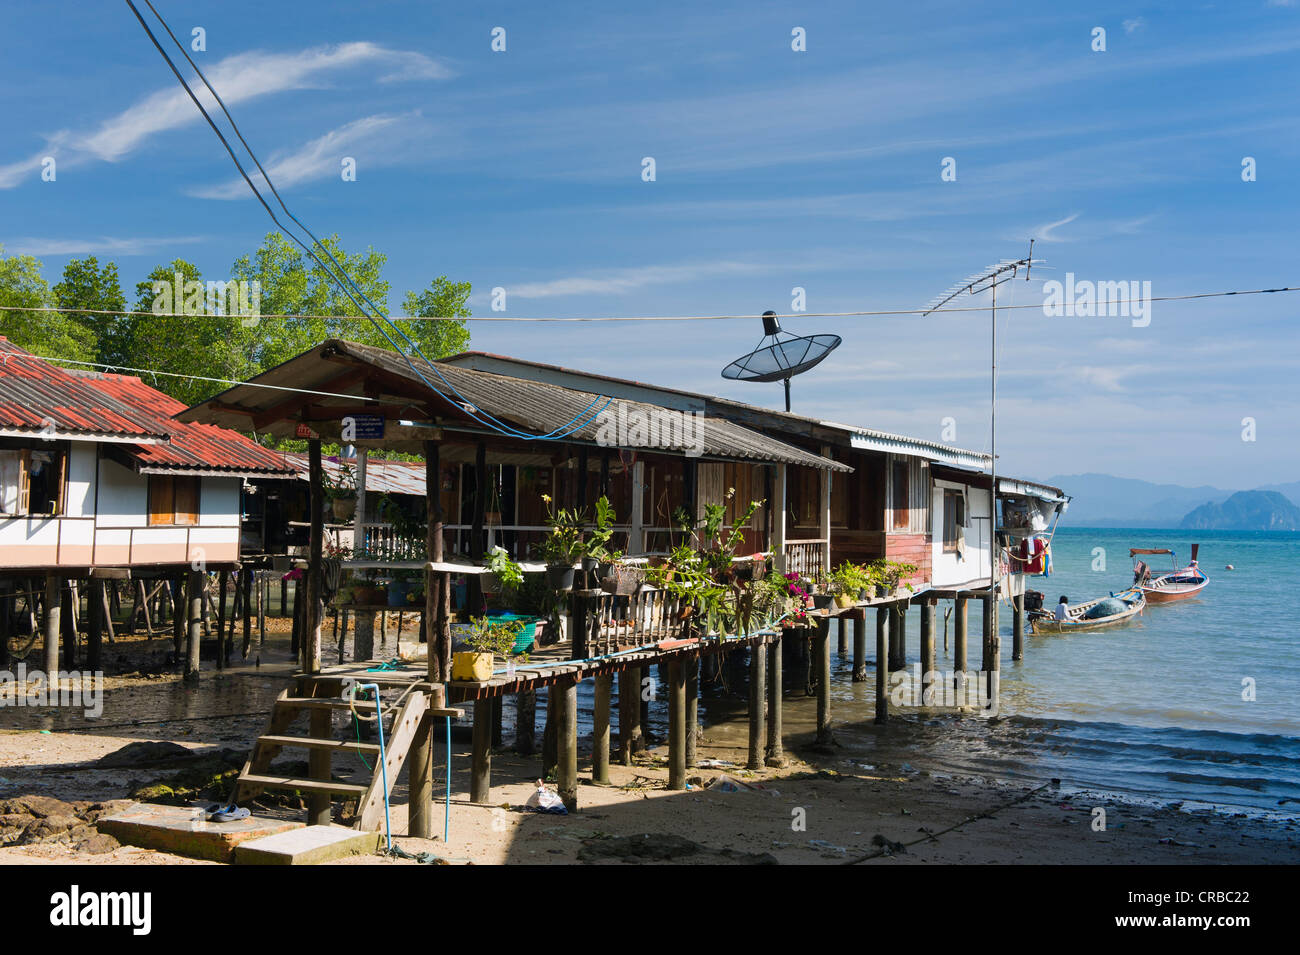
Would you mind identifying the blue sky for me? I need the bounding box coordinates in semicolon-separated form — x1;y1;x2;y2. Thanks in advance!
3;1;1299;489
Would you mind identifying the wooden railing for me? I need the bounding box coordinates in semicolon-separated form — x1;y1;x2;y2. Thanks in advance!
581;587;690;656
783;539;828;577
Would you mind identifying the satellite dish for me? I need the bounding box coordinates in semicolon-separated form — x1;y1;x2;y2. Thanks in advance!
722;311;841;411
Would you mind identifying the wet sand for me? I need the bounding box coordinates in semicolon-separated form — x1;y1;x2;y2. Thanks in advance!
1;625;1296;865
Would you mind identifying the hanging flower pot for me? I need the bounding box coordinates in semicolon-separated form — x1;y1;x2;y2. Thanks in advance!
331;497;356;521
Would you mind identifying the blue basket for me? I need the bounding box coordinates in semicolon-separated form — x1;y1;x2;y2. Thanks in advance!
487;611;539;654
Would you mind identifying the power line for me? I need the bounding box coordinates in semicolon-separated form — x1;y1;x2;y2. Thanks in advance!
123;0;609;443
4;282;1299;323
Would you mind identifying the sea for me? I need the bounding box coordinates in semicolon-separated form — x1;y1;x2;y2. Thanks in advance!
771;527;1300;819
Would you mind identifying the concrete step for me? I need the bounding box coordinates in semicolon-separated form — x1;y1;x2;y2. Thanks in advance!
96;802;303;863
234;825;380;865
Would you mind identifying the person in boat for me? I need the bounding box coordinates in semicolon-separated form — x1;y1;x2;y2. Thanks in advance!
1055;595;1070;621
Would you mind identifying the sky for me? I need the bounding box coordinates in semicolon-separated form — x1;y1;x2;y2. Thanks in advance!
2;0;1299;489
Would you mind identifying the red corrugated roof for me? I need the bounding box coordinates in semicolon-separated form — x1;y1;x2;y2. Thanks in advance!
0;337;169;440
81;372;294;475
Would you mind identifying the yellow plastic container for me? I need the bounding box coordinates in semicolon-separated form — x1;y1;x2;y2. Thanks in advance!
452;651;494;682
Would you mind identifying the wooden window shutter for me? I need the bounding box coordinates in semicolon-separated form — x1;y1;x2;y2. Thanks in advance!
148;475;175;526
174;477;200;526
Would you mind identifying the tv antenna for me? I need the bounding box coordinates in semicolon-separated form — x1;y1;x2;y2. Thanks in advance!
922;240;1041;700
721;311;841;412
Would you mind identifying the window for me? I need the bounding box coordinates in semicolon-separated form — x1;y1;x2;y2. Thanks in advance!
148;475;200;526
892;459;910;529
0;448;66;516
942;489;966;553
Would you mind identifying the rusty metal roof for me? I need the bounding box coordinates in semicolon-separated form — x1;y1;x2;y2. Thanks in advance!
0;338;169;442
180;339;850;472
73;371;295;476
281;452;425;495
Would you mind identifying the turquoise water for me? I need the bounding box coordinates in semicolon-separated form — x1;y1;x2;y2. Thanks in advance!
814;527;1300;816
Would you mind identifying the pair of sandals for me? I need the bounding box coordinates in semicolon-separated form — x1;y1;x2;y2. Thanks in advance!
204;803;250;823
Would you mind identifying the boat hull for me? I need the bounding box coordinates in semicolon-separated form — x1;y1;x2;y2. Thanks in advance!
1030;589;1146;633
1139;577;1208;602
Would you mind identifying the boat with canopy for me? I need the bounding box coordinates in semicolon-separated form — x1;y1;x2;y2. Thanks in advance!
1131;544;1209;602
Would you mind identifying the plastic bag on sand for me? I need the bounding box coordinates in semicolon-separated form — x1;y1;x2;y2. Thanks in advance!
707;774;767;794
524;781;568;815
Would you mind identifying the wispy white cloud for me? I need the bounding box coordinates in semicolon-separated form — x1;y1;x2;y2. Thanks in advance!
1124;17;1146;34
3;235;206;257
189;111;433;199
499;261;774;300
0;42;451;189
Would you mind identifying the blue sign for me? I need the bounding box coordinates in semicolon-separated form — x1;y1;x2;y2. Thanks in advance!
350;414;385;440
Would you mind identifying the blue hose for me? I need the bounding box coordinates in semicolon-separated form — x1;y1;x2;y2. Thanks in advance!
356;682;392;853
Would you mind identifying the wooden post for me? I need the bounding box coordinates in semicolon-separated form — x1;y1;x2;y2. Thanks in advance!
836;618;847;656
920;599;936;705
954;595;969;702
851;613;867;682
874;606;889;724
747;639;766;770
241;567;253;659
171;575;184;657
307;706;332;826
99;580;116;645
425;439;449;684
468;440;486;613
516;688;536;755
668;658;686;790
557;679;579;811
60;582;76;670
542;688;558;778
408;710;432;838
259;572;267;647
42;575;60;677
628;460;645;555
815;618;833;745
772;464;787;571
87;578;104;672
470;696;492;805
982;593;1000;709
889;603;906;670
685;656;699;771
1012;591;1025;661
215;568;229;670
619;666;643;764
592;672;612;785
185;569;202;683
766;634;784;766
305;437;324;674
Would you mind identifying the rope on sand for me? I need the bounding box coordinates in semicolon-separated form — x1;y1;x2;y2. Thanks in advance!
842;780;1054;865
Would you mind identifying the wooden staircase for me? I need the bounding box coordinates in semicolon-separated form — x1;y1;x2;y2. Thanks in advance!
233;676;431;831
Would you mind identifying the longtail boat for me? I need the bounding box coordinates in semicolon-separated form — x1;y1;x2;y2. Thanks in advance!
1131;544;1209;602
1029;587;1146;633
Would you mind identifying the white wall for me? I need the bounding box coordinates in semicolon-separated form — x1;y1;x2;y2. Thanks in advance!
931;479;992;588
199;477;241;527
96;456;147;528
64;442;97;518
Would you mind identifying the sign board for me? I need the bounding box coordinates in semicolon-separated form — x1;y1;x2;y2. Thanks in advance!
348;414;385;440
294;422;318;439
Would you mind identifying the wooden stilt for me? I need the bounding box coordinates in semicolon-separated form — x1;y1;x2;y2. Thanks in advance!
216;569;229;670
557;679;578;811
815;619;833;745
86;579;104;672
684;656;699;771
668;658;687;789
851;613;867;682
747;640;767;770
407;711;433;838
592;672;612;785
60;583;76;670
874;606;889;724
919;598;936;704
305;437;324;674
889;603;906;670
241;567;253;659
542;688;558;778
43;574;60;677
185;570;202;683
1012;592;1025;661
470;697;492;804
766;633;785;766
954;595;969;702
982;594;999;708
619;666;643;763
171;576;185;657
836;619;847;656
307;706;332;826
516;688;536;755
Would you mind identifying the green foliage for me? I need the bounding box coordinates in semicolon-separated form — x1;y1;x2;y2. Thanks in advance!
0;246;98;363
538;494;585;566
583;495;621;562
467;615;527;662
485;545;524;590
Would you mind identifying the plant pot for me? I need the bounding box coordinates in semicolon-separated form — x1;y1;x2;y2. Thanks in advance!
600;565;645;596
481;573;502;595
732;562;756;582
546;565;576;591
875;584;889;598
387;581;409;607
331;497;356;521
452;651;494;682
581;555;600;574
812;593;834;611
834;593;855;609
485;511;502;525
858;588;869;601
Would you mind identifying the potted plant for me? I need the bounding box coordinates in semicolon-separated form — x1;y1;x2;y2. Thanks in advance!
483;545;524;595
323;461;358;522
830;561;869;609
452;615;526;682
538;494;585;591
582;495;617;574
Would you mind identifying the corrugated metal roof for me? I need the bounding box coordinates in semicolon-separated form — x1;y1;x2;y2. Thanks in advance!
442;350;992;466
181;339;850;472
72;371;295;475
0;338;169;442
282;452;426;495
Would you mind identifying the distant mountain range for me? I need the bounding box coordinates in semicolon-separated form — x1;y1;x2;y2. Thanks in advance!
1041;473;1300;529
1181;490;1300;531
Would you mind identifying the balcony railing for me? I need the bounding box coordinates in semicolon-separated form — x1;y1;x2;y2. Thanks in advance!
783;538;828;577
